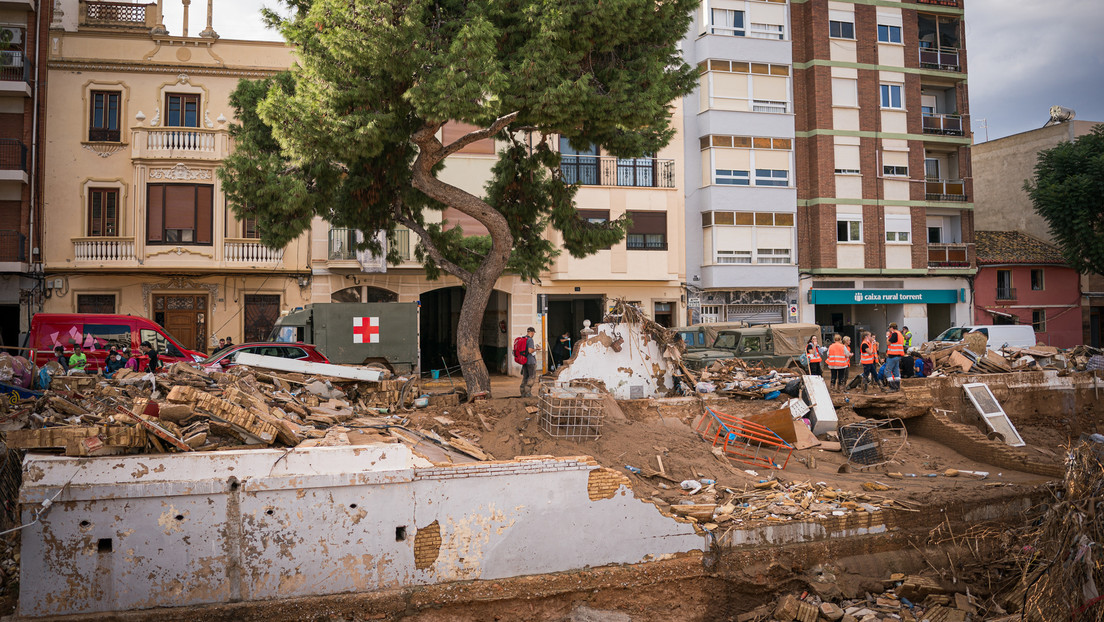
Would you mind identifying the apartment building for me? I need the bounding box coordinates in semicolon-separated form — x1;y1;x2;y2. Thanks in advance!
41;1;309;352
792;0;973;345
0;0;45;348
309;117;687;374
682;0;799;326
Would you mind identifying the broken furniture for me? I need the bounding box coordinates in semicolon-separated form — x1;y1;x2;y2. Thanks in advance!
694;407;793;470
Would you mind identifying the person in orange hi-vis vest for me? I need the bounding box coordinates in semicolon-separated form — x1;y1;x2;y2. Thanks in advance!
805;335;823;377
826;334;850;391
884;322;906;391
859;331;879;393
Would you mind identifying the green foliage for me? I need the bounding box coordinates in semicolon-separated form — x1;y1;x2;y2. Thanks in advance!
1025;124;1104;275
220;0;699;277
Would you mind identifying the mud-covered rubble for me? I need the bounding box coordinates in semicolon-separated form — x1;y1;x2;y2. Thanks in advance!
0;362;473;460
920;338;1102;376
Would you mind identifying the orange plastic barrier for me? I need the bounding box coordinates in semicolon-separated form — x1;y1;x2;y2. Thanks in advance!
694;407;793;470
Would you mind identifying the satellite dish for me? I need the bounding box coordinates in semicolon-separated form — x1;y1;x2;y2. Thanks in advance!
1049;106;1075;123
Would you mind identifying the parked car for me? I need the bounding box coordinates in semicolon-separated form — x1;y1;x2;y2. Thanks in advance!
930;324;1037;350
199;342;329;371
683;323;821;370
29;313;205;372
672;321;748;352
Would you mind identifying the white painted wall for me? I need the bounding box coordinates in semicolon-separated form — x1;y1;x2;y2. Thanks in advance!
18;446;703;617
555;322;675;398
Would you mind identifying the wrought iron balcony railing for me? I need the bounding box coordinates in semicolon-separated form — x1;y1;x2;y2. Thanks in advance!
560;156;675;188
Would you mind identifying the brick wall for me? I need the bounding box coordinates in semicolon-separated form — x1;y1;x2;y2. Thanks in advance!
905;409;1063;478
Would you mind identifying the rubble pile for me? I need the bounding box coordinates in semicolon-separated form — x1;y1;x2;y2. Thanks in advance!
0;362;471;458
749;575;996;622
654;477;917;531
696;363;804;399
920;341;1103;376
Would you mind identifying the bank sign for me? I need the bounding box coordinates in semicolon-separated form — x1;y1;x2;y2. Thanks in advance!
809;289;961;305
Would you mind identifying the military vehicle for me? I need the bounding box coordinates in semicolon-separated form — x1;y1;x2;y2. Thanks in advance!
270;302;419;373
683;322;821;370
671;321;748;352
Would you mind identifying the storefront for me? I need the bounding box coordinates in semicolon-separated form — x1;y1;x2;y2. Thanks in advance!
687;288;799;325
802;283;968;347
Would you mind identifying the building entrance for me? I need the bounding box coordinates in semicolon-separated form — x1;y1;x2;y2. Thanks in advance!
154;294;208;353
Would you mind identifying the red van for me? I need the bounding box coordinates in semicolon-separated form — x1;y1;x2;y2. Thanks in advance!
29;314;206;372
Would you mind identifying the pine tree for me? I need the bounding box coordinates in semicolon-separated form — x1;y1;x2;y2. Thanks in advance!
1025;125;1104;275
219;0;699;395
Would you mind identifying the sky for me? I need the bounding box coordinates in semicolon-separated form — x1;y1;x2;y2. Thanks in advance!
160;0;1104;143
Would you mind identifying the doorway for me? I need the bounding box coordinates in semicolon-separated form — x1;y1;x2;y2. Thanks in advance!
419;287;509;374
153;294;208;353
547;296;604;349
244;294;281;343
0;305;17;355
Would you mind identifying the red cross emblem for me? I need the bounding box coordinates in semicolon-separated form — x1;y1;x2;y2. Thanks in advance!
353;316;380;344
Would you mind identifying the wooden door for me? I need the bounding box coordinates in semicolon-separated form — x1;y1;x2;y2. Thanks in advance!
153;294;208;352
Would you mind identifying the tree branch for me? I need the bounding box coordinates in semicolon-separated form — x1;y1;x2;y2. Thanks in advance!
437;111;520;159
395;211;473;283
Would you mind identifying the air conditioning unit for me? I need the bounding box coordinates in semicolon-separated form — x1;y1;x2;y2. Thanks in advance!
0;27;23;47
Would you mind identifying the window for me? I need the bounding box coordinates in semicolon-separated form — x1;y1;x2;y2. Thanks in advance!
626;211;667;250
835;168;861;175
559;138;598;185
84;323;129;351
717;250;752;264
577;209;612;249
996;270;1013;300
1031;269;1045;291
924;158;941;179
140;328;184;358
829;20;855;39
243;217;260;239
711;9;745;36
752;100;788;114
877;24;902;43
89;91;121;142
756;248;790;264
147;184;214;245
885;215;911;243
837;216;862;242
928;226;942;244
883;165;909;177
700;306;723;323
739;336;762;353
1032;310;1046;332
880;84;903;109
77;295;116;315
755;169;789;187
715;169;750;186
88;188;119;237
166;93;200;127
749;23;784;40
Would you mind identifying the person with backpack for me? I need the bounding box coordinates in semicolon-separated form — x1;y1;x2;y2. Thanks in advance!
515;327;541;397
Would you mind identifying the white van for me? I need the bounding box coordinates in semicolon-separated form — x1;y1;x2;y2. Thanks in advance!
931;324;1037;350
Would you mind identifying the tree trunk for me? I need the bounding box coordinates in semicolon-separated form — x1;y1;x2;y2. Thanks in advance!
410;119;517;398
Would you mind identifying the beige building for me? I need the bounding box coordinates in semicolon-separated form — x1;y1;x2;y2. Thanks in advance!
41;1;309;353
309;116;688;374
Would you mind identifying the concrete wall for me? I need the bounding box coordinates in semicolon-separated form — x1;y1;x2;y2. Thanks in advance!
972;120;1099;243
18;446;703;617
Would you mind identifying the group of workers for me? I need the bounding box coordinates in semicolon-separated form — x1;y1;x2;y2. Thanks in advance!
805;323;925;393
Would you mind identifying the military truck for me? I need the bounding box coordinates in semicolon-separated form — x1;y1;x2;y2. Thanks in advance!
683;322;821;370
672;322;748;352
269;302;419;373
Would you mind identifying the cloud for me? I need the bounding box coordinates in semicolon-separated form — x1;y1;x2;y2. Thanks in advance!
966;0;1104;139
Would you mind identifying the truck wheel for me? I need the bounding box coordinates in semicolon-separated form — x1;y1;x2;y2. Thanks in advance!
361;357;396;374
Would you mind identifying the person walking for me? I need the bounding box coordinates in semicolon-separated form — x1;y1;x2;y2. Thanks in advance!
805;335;823;377
826;334;850;391
859;332;879;393
518;327;541;397
884;323;906;391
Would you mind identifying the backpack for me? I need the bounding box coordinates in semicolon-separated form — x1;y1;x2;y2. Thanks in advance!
513;336;529;365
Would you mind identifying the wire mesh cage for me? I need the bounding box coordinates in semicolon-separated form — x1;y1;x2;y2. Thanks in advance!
537;380;606;440
839;418;907;468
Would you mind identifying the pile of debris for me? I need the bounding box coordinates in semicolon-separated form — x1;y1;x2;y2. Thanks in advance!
748;575;994;622
921;340;1104;376
696;363;804;399
1;359;473;458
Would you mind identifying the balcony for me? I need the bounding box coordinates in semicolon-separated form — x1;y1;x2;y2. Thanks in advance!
996;287;1016;302
927;243;970;268
0;51;32;94
922;113;964;136
80;1;155;29
328;228;357;261
73;237;136;262
0;138;27;183
132;128;230;161
224;238;283;264
925;179;967;202
560;156;675;188
0;230;25;263
919;47;960;72
916;0;958;5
